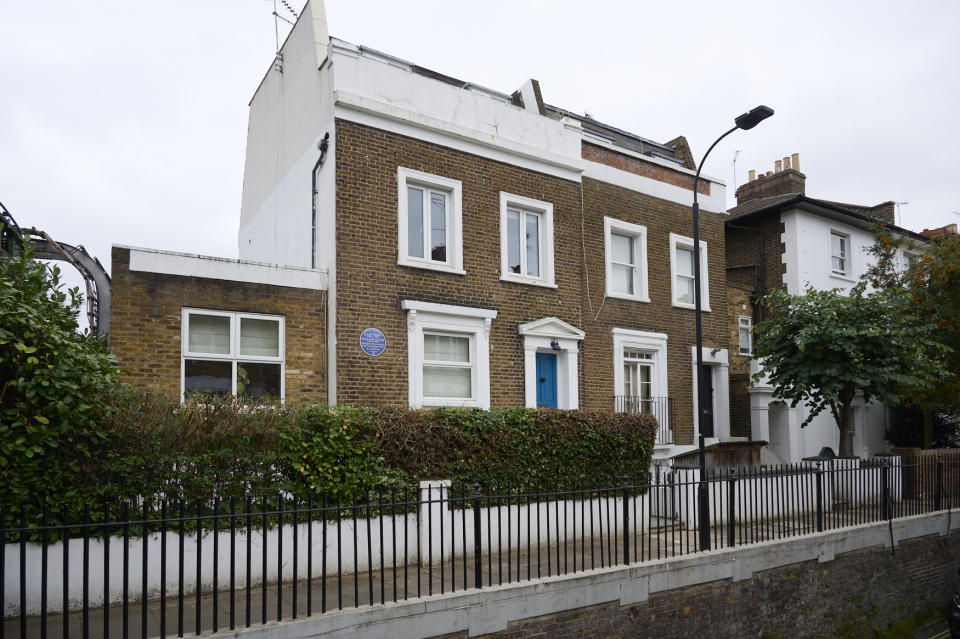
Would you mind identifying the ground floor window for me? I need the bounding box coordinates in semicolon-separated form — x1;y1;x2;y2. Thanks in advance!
402;300;496;409
612;329;669;430
181;309;284;401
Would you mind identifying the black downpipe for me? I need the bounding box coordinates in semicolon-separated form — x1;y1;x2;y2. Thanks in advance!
311;132;330;270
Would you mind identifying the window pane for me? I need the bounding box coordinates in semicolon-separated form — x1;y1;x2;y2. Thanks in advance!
407;186;424;258
612;263;634;295
832;256;845;273
525;213;540;277
423;365;472;398
611;233;634;264
639;365;652;400
237;362;281;399
623;363;634;397
832;233;845;256
677;275;695;304
430;191;446;262
424;334;470;362
676;246;694;277
739;327;751;354
239;318;280;357
184;359;232;397
188;314;231;355
507;209;521;273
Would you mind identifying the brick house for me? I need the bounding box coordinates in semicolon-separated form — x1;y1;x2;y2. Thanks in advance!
725;155;928;462
111;0;735;458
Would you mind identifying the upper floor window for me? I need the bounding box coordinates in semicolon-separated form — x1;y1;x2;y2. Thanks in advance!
831;231;849;276
397;167;464;275
604;217;649;302
903;251;919;272
738;316;752;355
499;192;555;287
670;233;710;311
181;309;284;402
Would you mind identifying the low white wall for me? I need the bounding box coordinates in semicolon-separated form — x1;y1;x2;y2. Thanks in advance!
1;463;906;617
3;482;650;617
671;457;902;528
220;511;959;639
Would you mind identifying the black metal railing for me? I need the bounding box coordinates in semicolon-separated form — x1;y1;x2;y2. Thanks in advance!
614;395;674;444
2;456;958;638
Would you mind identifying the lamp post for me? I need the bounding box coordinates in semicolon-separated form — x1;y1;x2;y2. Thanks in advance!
693;105;773;552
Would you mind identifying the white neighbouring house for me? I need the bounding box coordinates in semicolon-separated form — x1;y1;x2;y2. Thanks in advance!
725;156;927;463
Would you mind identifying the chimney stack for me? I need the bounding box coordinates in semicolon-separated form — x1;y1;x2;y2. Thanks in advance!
735;153;806;205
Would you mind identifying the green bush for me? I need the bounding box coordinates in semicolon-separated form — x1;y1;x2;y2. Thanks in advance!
0;239;122;518
279;404;384;503
2;387;658;526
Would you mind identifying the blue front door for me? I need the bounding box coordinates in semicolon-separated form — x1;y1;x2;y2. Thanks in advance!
536;352;558;408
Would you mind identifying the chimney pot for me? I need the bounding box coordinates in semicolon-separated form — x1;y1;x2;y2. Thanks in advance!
775;160;782;173
748;169;756;182
783;156;791;170
791;153;799;172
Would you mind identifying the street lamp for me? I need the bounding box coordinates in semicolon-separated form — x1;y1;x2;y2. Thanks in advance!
693;105;773;552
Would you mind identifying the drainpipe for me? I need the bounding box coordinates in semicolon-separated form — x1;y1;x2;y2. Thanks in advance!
310;132;330;269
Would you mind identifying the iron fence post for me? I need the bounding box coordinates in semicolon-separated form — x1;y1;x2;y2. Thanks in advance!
935;454;944;511
622;476;630;564
727;467;737;548
815;462;824;532
472;482;482;589
881;458;890;520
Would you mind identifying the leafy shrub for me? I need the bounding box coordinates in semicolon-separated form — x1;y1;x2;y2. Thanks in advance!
2;387;658;526
0;239;122;518
279;404;384;503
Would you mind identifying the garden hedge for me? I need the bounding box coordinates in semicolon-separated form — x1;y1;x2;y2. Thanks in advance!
2;393;658;525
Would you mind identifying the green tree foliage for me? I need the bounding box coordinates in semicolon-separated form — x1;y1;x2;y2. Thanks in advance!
868;229;960;409
0;237;121;511
753;283;940;456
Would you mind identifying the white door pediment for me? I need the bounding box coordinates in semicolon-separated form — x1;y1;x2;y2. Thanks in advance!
517;316;585;340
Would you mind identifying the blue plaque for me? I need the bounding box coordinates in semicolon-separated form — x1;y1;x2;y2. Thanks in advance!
360;327;386;357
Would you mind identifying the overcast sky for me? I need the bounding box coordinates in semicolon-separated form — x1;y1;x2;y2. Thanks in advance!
3;0;959;301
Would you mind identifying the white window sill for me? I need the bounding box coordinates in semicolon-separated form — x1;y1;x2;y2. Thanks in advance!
500;274;558;289
672;301;712;312
420;397;482;408
398;258;466;276
830;272;857;283
606;291;650;303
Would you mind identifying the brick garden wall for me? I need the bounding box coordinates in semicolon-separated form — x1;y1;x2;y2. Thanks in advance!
110;247;327;403
440;530;960;639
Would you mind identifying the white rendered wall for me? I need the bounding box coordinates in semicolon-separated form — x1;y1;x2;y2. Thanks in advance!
3;482;650;617
239;0;336;270
780;209;881;295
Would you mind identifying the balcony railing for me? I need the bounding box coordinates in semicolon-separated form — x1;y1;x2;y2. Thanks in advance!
614;395;674;444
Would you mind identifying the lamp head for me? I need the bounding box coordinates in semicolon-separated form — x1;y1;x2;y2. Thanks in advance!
734;105;774;130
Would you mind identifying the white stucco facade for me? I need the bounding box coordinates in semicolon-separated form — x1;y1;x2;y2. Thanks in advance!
750;205;911;461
